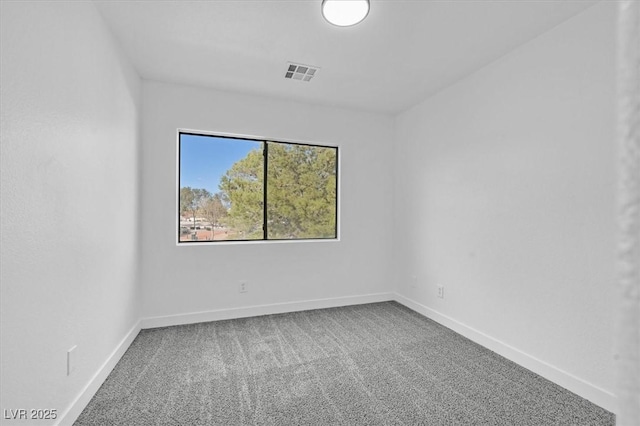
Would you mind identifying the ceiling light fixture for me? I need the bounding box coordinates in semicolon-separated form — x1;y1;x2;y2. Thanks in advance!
322;0;370;27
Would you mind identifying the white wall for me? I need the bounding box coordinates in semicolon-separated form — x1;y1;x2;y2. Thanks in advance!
0;2;141;425
393;2;616;410
141;81;394;323
615;1;640;422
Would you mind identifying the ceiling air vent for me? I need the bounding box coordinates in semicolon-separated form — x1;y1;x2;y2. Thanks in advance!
285;62;319;82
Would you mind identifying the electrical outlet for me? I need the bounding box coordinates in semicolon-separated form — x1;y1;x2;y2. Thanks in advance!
239;281;248;293
67;345;77;376
437;285;445;299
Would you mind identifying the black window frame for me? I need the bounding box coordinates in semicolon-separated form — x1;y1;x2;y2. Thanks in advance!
178;131;339;244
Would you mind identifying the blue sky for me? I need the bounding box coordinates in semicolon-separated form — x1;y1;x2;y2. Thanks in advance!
180;134;260;194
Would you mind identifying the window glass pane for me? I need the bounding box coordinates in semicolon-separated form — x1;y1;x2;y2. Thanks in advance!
266;143;337;239
179;134;263;242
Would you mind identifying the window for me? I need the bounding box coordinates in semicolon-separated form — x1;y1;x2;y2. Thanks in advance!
178;132;338;243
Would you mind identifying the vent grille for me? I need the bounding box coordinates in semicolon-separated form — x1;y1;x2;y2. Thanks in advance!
285;62;318;82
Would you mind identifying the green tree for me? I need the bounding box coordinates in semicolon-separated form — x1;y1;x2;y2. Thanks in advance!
219;144;337;239
219;148;264;239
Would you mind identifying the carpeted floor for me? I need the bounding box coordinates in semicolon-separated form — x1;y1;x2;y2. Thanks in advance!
75;302;614;425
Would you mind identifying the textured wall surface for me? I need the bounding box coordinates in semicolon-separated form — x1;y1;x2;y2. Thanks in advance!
393;2;616;410
140;81;394;320
0;2;141;425
616;1;640;424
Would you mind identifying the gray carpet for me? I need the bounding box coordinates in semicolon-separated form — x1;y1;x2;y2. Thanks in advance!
75;302;614;425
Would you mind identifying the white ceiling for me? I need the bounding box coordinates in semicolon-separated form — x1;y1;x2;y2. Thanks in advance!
95;0;597;115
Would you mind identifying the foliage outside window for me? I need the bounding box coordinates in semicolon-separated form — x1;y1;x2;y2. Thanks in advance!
178;132;338;243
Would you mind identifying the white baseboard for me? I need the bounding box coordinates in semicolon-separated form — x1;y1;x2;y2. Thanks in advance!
393;292;617;413
141;292;395;329
56;321;142;426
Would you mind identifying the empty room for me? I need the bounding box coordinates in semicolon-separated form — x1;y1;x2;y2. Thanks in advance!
1;0;638;425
